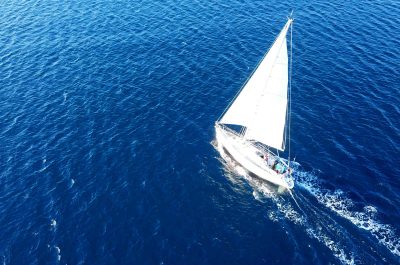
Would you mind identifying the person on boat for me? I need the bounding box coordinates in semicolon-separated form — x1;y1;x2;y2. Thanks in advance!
273;160;287;174
268;159;275;167
264;153;276;168
272;160;278;171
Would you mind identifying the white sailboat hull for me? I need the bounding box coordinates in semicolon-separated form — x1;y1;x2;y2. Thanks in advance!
215;125;293;190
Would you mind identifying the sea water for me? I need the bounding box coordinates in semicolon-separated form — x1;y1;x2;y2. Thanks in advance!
0;0;399;264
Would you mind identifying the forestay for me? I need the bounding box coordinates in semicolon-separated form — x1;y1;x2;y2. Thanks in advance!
219;19;292;151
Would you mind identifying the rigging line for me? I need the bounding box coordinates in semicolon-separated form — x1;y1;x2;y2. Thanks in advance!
288;188;305;214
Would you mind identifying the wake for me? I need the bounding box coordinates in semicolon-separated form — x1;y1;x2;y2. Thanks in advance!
247;172;356;265
296;170;400;258
218;151;399;264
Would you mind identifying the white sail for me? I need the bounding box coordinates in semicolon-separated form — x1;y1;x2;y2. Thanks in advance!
220;19;292;151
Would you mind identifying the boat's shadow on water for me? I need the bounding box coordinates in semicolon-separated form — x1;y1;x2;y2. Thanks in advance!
211;139;400;265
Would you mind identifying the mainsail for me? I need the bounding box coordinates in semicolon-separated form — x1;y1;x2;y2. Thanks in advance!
219;19;292;151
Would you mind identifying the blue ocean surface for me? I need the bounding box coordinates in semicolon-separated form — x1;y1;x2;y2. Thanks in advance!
0;0;399;264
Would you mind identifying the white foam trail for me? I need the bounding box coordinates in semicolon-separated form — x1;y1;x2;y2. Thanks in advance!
297;170;400;257
55;246;61;261
234;166;246;176
306;228;355;265
260;186;354;265
276;201;305;225
252;191;261;201
275;195;354;264
267;210;279;222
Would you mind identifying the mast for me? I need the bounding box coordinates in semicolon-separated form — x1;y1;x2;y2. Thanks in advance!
287;14;293;167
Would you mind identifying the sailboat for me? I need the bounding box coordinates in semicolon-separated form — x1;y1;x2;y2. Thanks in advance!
215;17;295;190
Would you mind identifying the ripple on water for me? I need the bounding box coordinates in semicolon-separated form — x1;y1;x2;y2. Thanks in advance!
0;0;400;264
